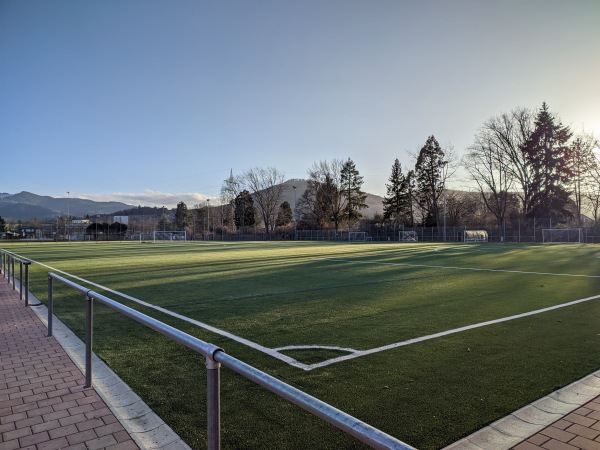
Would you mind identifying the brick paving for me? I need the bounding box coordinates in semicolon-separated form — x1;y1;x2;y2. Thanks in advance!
511;396;600;450
0;276;140;450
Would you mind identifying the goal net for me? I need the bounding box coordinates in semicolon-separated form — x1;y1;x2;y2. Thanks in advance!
348;232;367;242
542;228;582;243
153;231;187;242
399;231;418;242
464;230;488;242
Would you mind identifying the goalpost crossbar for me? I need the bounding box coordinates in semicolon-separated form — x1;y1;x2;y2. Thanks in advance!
153;231;187;242
542;228;582;243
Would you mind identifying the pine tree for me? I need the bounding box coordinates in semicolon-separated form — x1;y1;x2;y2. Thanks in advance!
174;201;189;230
383;159;412;226
522;103;573;221
276;201;293;227
340;158;367;225
414;135;446;226
234;190;256;228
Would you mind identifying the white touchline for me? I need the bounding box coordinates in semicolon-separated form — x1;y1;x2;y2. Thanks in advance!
323;257;600;278
12;251;600;372
11;252;312;370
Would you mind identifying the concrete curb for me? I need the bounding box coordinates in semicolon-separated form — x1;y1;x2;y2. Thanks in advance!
28;294;192;450
443;371;600;449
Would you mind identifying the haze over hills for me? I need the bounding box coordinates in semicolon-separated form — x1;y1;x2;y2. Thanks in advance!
0;182;385;221
0;192;133;221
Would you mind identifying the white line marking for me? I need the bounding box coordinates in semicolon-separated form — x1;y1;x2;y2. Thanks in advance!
300;293;600;370
9;249;600;372
10;252;312;370
323;258;600;278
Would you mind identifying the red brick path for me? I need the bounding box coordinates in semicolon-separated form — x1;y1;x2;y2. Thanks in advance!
0;277;140;450
512;397;600;450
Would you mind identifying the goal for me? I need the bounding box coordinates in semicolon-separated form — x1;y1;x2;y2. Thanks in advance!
348;232;367;242
542;228;582;243
399;231;418;242
153;231;187;242
464;230;488;242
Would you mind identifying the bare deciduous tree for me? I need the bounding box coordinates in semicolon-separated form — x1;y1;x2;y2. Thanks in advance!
242;167;285;234
570;131;599;224
301;159;347;232
465;108;534;233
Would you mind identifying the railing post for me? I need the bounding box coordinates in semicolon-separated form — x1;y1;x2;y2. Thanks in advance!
85;292;93;388
19;260;23;300
11;256;15;289
24;262;30;306
206;356;221;450
47;275;53;336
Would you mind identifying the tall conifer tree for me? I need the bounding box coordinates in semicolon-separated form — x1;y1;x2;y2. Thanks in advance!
383;159;413;226
522;103;572;221
414;135;446;227
340;158;367;224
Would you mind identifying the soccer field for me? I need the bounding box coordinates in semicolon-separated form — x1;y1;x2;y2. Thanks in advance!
4;241;600;449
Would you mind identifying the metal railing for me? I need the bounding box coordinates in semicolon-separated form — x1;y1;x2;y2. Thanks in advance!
0;248;414;449
1;249;32;305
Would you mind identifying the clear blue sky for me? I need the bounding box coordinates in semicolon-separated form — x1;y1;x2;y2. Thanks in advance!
2;0;599;207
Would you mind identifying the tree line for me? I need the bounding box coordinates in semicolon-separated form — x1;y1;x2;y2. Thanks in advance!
4;102;595;240
163;102;598;238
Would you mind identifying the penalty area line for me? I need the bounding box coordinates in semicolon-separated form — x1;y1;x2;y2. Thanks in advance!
302;292;600;370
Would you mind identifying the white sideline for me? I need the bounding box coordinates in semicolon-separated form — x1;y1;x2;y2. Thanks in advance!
11;251;600;371
323;257;600;278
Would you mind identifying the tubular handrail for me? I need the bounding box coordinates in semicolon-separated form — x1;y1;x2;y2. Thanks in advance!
0;247;415;449
1;249;32;305
47;272;415;449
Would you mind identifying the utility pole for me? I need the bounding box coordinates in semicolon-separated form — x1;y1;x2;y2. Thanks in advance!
67;191;70;242
207;199;210;238
293;186;297;240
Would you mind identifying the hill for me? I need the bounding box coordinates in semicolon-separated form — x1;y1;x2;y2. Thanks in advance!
277;179;384;218
0;192;133;220
0;182;385;222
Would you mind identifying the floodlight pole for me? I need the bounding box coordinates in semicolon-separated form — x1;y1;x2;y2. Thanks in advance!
442;163;447;243
67;191;70;242
293;186;297;240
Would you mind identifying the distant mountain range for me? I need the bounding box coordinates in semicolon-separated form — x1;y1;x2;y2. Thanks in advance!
0;182;385;221
0;192;133;221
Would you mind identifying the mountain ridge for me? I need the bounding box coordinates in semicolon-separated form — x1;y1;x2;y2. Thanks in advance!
0;182;385;221
0;192;133;220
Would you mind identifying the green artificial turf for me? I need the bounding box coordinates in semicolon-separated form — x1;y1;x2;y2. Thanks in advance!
2;240;600;449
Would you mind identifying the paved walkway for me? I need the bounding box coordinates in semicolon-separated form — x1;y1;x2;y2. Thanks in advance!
0;269;190;450
512;396;600;449
0;277;139;450
449;391;600;450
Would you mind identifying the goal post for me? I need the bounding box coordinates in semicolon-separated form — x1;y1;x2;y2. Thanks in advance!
542;228;582;243
464;230;488;242
348;232;367;242
399;231;418;242
153;231;187;242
